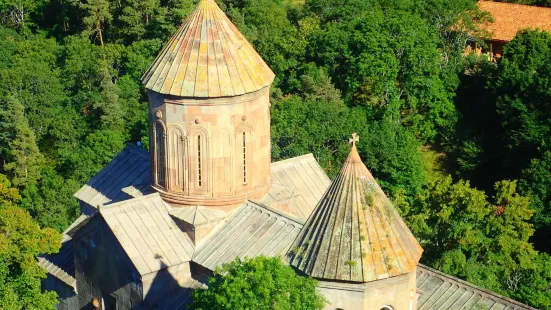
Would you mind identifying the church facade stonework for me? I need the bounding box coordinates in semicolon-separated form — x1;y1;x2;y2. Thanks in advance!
146;87;272;207
141;0;275;208
39;1;537;309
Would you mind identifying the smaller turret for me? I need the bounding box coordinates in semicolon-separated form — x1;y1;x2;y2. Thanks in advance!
289;133;423;310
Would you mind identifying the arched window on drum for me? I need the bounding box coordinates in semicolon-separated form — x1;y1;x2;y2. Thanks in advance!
193;132;208;192
154;122;166;188
242;132;247;184
237;127;252;186
168;127;185;192
213;129;232;194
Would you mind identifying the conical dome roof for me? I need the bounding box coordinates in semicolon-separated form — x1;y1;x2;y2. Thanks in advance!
288;134;423;282
142;0;275;98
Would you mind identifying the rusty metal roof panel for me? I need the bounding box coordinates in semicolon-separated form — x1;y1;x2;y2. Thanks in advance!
417;265;536;310
262;154;331;221
100;194;195;275
288;139;423;283
142;0;274;98
74;144;151;208
193;201;303;271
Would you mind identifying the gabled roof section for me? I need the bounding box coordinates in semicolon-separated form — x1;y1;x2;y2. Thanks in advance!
99;194;194;275
288;135;423;282
417;265;536;310
141;0;275;98
262;154;331;221
38;214;90;288
193;200;303;270
74;144;151;208
478;0;551;42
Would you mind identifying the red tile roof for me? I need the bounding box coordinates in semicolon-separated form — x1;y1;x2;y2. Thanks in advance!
478;1;551;42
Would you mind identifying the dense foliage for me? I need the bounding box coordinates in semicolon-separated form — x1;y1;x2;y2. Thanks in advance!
191;256;326;310
0;0;550;308
406;177;551;308
0;176;61;309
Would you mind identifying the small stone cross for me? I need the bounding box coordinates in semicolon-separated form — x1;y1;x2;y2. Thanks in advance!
349;133;359;147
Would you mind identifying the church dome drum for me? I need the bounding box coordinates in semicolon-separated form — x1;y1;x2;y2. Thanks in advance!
142;0;275;207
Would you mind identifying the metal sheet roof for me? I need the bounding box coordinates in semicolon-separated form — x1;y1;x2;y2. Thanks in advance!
141;0;274;98
417;265;536;310
169;206;226;226
288;143;423;282
262;154;331;221
193;201;303;270
38;214;89;288
100;194;195;275
74;144;151;208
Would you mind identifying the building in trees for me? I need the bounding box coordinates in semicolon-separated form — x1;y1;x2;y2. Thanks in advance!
474;1;551;61
39;0;535;309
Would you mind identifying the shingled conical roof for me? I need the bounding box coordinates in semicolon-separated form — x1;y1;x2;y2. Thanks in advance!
288;134;423;282
141;0;275;98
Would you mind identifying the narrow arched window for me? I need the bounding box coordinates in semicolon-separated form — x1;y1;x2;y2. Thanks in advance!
242;132;247;184
155;122;166;187
168;128;184;191
197;135;202;187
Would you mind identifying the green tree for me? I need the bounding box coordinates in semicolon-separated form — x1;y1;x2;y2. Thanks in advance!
191;256;326;310
61;36;123;130
271;66;425;198
270;65;353;174
520;151;551;228
358;119;426;199
0;96;44;187
71;0;112;46
61;129;126;184
304;0;457;141
222;0;307;93
115;0;158;41
122;38;162;80
0;204;61;309
0;0;46;30
407;176;551;308
20;167;80;231
0;174;21;206
0;31;75;149
492;30;551;178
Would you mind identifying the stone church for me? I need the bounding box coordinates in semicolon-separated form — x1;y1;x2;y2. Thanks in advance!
40;0;535;309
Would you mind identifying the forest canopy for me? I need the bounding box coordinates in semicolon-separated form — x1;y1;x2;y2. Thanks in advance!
0;0;550;308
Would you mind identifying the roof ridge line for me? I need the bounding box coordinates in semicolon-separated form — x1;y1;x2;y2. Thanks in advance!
271;153;316;167
247;199;305;225
418;265;538;309
101;193;161;210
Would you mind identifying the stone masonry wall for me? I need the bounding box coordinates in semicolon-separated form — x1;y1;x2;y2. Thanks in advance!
148;86;271;207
